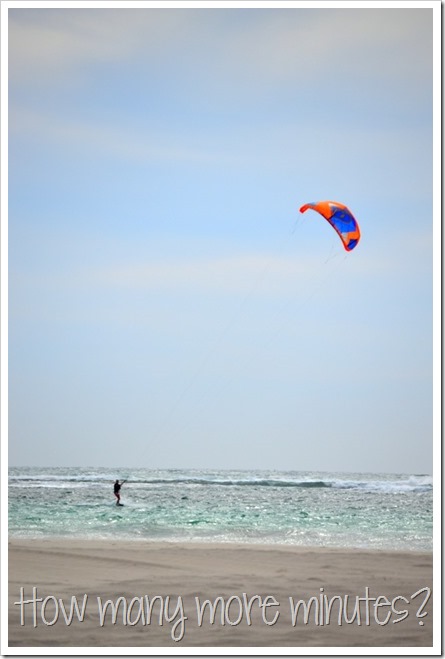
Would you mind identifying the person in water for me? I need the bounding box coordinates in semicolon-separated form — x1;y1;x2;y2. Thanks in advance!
114;479;125;505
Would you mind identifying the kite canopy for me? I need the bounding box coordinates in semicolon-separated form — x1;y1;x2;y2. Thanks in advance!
299;201;361;251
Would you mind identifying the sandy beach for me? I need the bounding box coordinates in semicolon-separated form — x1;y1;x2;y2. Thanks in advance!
7;539;433;649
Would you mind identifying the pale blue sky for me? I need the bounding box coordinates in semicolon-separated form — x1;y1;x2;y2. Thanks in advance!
7;3;436;472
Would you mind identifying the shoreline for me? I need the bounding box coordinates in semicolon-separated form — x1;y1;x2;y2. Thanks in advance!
7;535;434;553
8;538;434;648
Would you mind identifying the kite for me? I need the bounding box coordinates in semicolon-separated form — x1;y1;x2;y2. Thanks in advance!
299;201;361;251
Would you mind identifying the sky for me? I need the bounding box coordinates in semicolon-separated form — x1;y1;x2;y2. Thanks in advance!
5;2;438;473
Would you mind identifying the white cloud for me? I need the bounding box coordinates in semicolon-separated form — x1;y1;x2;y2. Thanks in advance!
223;8;431;89
9;106;221;165
8;6;432;186
8;9;186;85
40;235;427;298
69;253;319;295
9;7;431;93
9;99;430;198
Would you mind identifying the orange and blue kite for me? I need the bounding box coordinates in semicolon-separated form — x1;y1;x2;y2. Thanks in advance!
299;201;361;251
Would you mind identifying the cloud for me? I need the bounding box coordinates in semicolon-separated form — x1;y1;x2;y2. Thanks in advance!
223;8;431;90
8;6;432;188
9;99;430;201
9;7;431;95
15;231;425;301
8;9;186;85
9;106;221;165
90;253;316;295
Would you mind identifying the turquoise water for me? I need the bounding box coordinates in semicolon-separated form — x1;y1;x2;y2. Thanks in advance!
9;468;433;551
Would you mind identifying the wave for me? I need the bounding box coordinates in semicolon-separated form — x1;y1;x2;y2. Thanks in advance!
8;477;330;488
9;474;433;493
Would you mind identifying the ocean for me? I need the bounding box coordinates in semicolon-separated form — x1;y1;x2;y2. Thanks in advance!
8;467;433;552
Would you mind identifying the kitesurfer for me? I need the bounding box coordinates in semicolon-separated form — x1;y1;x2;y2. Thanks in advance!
114;479;125;506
